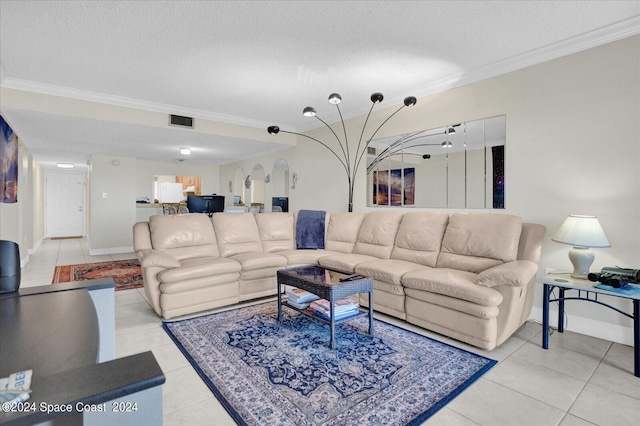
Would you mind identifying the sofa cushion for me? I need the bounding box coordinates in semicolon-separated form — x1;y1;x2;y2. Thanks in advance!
437;212;523;273
149;214;220;259
228;252;288;272
402;268;503;306
157;257;241;283
318;253;379;273
391;212;449;267
160;274;240;295
355;259;430;285
353;211;404;259
475;260;538;288
405;288;500;319
255;213;295;253
137;249;181;269
371;278;406;296
325;213;366;253
275;249;337;266
212;212;263;257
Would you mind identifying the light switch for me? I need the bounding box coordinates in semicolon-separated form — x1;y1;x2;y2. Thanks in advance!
102;192;107;199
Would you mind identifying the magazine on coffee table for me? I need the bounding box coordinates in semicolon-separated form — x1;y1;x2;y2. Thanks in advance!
286;288;320;304
310;298;359;315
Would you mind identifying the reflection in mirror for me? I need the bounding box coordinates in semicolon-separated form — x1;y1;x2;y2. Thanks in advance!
366;115;505;208
233;168;245;205
250;164;265;211
271;159;289;212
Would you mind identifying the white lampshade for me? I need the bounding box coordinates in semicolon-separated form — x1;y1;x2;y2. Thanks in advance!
552;215;610;248
552;215;610;279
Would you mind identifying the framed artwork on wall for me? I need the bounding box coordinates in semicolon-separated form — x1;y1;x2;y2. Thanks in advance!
372;168;414;206
1;116;19;203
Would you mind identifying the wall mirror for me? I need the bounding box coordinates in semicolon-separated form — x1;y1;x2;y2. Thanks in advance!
366;115;505;209
233;168;245;205
250;164;266;209
271;159;289;212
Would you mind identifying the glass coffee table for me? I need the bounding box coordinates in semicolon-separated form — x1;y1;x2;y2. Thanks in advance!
276;265;374;349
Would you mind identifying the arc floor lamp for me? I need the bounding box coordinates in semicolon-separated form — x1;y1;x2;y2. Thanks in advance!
268;92;417;212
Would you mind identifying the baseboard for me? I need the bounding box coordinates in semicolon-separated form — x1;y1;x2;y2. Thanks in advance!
88;246;134;256
28;237;43;255
20;238;44;268
529;306;634;346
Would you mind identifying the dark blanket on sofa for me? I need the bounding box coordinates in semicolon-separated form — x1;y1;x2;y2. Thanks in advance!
296;210;325;249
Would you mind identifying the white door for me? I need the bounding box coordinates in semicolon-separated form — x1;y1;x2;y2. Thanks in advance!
45;171;85;238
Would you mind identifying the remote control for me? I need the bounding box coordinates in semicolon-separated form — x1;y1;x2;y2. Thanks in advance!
339;274;362;282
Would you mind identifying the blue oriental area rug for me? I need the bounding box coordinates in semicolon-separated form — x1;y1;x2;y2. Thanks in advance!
163;302;496;425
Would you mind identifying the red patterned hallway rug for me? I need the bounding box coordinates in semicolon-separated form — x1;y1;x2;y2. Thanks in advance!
52;259;143;291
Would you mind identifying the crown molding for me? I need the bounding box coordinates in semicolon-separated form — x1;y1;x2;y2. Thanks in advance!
443;15;640;93
303;16;640;133
0;77;272;130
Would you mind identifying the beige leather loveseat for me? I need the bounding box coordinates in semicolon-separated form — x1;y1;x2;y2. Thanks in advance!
133;211;545;350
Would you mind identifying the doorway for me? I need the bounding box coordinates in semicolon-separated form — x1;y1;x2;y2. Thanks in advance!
45;171;85;238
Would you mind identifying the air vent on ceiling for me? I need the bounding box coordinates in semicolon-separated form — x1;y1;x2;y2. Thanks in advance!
367;146;376;155
169;114;194;128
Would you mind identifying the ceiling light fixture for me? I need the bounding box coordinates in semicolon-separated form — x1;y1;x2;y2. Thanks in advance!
56;163;74;168
268;92;417;212
180;147;191;155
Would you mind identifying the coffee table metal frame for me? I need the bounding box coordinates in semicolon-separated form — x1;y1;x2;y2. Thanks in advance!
277;265;374;349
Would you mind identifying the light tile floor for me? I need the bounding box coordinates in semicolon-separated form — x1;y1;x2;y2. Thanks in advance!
21;238;640;425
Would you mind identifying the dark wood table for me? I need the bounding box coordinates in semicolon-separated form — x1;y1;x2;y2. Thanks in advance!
277;265;374;349
0;279;165;425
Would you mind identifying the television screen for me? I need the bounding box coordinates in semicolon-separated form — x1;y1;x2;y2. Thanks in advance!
187;195;225;215
272;197;288;213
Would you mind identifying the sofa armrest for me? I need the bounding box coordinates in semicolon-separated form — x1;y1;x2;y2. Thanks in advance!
137;249;181;269
475;260;538;288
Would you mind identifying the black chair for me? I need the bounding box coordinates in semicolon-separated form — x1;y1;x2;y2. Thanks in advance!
0;240;20;293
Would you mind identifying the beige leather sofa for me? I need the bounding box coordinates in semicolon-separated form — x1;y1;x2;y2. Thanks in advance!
133;211;545;350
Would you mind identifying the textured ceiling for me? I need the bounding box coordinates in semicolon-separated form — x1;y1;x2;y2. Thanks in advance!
0;0;638;169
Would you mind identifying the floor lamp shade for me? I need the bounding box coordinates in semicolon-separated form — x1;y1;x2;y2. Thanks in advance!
552;215;610;279
0;240;21;293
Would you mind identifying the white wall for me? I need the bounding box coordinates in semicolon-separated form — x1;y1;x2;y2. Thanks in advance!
86;157;222;253
31;156;45;246
220;148;295;211
0;138;45;265
89;155;137;253
240;36;640;338
1;148;222;258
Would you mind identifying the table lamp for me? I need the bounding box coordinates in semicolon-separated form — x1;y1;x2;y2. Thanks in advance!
552;215;610;279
